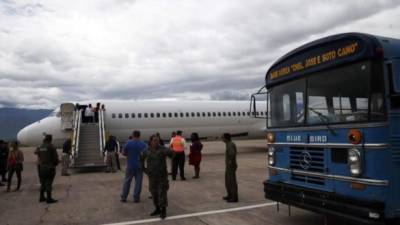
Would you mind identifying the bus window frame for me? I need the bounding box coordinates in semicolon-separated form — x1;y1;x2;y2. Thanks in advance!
267;59;386;128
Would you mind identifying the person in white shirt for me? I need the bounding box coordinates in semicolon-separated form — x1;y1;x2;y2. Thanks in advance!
85;104;94;123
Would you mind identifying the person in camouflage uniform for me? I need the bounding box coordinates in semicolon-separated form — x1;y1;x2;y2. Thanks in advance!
35;134;59;204
142;134;174;219
222;133;238;203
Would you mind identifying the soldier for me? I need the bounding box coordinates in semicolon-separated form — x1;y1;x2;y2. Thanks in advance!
35;135;59;204
61;138;71;176
143;134;174;219
222;133;238;203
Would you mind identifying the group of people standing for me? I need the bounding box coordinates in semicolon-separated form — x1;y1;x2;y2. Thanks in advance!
0;140;24;192
0;129;238;218
169;130;203;180
119;130;238;219
75;102;104;123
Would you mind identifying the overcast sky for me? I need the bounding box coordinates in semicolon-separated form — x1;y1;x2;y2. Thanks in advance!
0;0;399;109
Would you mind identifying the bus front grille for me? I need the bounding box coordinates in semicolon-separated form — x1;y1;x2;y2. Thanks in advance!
289;147;325;185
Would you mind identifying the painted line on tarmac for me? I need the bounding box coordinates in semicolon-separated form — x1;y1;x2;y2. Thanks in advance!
103;202;277;225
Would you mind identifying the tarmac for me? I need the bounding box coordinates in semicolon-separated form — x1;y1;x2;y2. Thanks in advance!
0;139;332;225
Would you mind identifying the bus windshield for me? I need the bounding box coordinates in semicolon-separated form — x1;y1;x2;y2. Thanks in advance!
269;60;385;128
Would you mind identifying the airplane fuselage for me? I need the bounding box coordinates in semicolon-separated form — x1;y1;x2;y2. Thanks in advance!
17;100;266;148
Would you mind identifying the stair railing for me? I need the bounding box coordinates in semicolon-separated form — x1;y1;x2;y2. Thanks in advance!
71;109;82;166
98;108;106;156
101;109;106;151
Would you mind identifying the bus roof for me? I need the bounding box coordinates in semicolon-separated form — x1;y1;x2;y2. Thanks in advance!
265;32;398;88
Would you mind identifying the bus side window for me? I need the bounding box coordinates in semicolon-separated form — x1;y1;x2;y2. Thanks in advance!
388;62;400;108
282;94;291;121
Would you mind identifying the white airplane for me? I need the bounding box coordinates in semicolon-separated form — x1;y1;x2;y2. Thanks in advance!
17;100;266;148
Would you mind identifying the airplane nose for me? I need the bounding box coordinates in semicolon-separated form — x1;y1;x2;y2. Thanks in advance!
17;127;27;146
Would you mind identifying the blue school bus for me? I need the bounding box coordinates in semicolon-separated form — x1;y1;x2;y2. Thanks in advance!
252;33;400;224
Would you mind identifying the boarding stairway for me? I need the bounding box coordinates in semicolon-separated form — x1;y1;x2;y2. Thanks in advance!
64;104;107;168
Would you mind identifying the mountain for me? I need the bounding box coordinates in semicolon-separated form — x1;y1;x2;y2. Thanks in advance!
0;108;52;141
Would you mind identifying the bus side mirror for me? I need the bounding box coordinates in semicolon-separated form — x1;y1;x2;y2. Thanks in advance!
249;86;268;119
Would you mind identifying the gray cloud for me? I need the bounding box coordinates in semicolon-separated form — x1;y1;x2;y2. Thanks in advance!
0;0;399;109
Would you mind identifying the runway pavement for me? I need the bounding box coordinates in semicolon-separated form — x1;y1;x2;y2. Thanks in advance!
0;139;333;225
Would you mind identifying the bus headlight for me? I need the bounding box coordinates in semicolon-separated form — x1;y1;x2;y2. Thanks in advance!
268;147;275;166
348;148;362;176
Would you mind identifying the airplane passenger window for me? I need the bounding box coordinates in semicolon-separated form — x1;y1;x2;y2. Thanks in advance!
223;112;226;116
112;113;116;118
186;112;190;117
174;113;178;117
150;113;154;118
197;112;201;117
218;112;221;117
162;113;166;118
125;113;129;118
180;113;184;117
144;113;148;118
118;113;123;118
207;112;211;117
168;113;172;117
256;111;259;116
138;113;142;118
228;112;231;116
260;111;264;116
233;112;236;116
213;112;216;117
247;112;251;116
156;113;160;118
191;112;195;117
243;112;246;116
131;113;135;118
202;112;206;117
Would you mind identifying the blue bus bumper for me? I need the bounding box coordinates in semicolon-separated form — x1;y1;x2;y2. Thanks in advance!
264;181;385;225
